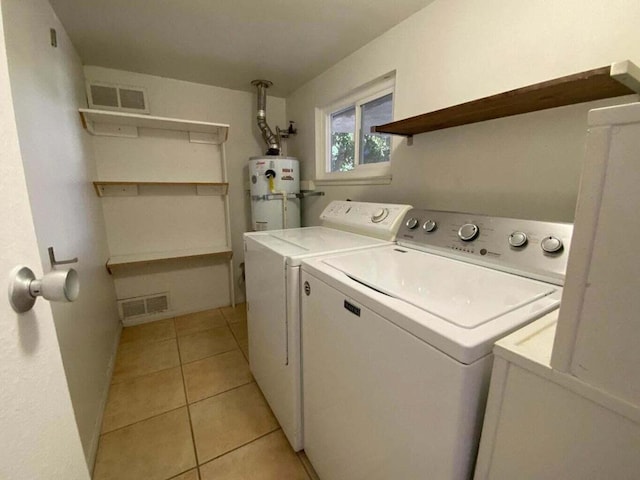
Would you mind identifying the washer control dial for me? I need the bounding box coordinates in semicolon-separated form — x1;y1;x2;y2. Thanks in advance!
422;220;437;233
508;231;528;248
371;208;389;223
541;236;563;254
405;217;419;229
458;223;479;241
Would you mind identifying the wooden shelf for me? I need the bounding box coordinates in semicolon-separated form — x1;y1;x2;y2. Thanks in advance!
372;60;640;138
79;108;229;144
93;181;228;197
106;246;233;274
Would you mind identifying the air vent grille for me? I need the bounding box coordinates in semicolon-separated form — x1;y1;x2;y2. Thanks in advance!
90;85;119;108
121;299;146;319
86;81;149;113
118;292;170;320
146;294;168;314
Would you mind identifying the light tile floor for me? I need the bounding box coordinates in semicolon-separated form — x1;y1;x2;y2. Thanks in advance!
93;304;317;480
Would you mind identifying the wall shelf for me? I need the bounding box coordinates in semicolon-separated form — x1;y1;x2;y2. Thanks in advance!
372;60;640;138
106;246;233;275
93;181;229;197
79;108;230;144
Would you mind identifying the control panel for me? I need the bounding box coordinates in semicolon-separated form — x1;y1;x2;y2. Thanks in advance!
397;208;573;284
320;201;413;241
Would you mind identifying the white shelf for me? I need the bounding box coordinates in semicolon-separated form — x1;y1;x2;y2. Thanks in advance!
93;181;228;197
79;108;229;144
106;246;233;274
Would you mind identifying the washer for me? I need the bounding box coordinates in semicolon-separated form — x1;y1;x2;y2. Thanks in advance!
300;208;573;479
244;200;412;451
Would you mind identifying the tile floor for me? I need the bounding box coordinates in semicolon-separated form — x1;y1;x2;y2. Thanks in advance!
93;304;317;480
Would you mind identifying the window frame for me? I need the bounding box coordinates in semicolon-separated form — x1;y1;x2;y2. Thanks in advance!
316;76;395;185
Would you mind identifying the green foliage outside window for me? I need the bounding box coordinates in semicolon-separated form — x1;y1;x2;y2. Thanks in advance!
331;133;390;172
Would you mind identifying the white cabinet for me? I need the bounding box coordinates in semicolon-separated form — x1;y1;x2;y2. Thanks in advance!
81;108;235;315
551;102;640;407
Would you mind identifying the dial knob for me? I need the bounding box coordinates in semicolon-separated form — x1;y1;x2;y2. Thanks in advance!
541;236;563;254
458;223;479;241
405;217;419;229
371;208;389;223
508;231;528;248
422;220;437;233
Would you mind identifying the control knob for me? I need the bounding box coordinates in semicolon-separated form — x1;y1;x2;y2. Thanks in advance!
541;236;563;254
458;223;479;241
371;208;389;223
405;218;419;229
422;220;437;233
508;231;528;248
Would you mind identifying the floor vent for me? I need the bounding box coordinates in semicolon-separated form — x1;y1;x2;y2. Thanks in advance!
86;81;149;114
118;292;170;320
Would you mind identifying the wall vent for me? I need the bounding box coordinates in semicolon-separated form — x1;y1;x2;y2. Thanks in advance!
118;292;170;320
86;81;149;114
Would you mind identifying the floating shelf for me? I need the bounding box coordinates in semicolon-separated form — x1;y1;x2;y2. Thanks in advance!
79;108;229;144
372;60;640;138
93;181;228;197
106;246;233;274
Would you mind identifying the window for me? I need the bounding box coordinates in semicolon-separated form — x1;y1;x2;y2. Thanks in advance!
317;75;395;184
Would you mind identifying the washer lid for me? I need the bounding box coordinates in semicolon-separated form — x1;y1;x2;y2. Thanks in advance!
245;227;388;264
323;247;557;329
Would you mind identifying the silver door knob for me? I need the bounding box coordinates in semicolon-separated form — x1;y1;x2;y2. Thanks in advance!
8;265;79;313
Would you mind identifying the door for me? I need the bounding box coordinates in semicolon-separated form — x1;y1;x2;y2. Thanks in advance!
0;16;89;479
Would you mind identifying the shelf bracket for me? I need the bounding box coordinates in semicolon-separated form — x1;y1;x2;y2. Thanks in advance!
611;60;640;95
406;135;413;146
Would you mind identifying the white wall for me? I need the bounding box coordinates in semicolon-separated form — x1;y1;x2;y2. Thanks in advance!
287;0;640;225
84;66;287;309
1;0;120;467
0;2;89;477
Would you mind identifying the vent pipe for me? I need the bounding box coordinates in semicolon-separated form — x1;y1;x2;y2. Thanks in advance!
251;79;281;155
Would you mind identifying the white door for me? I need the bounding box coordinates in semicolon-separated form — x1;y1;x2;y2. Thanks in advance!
0;14;89;480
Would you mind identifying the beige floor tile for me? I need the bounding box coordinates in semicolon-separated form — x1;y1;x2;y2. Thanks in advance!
183;350;253;403
190;382;278;463
199;430;309;480
102;367;186;433
93;407;196;480
112;338;180;383
120;318;176;345
229;321;247;343
178;326;238;364
169;469;200;480
221;303;247;324
175;309;226;337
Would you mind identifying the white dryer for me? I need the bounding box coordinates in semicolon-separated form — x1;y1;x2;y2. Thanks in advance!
300;208;573;479
243;201;412;451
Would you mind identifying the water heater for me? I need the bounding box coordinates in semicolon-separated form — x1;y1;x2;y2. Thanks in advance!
249;156;300;231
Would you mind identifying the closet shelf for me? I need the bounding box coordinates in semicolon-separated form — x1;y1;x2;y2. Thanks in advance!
79;108;230;144
93;181;228;197
372;60;640;138
106;246;233;275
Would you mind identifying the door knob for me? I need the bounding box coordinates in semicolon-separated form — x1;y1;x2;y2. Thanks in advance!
8;265;79;313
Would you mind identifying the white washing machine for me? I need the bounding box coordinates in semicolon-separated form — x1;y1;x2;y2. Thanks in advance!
300;208;573;479
244;200;412;451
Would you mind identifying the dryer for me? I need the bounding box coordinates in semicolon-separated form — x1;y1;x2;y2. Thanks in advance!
243;200;412;451
300;208;573;479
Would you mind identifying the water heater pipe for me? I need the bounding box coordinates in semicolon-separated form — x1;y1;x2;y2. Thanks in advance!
251;79;281;155
265;168;288;228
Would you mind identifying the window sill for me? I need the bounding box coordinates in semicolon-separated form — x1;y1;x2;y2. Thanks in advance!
314;175;392;186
